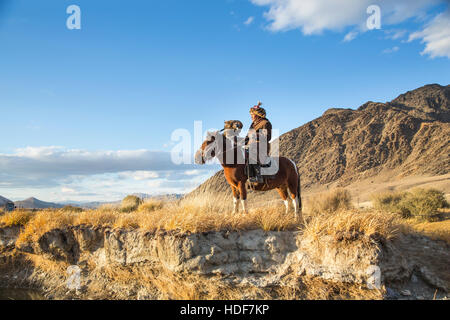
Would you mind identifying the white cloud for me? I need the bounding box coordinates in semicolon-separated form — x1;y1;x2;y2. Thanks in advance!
249;0;449;58
244;16;255;25
343;31;358;42
385;29;407;40
119;171;160;181
0;146;214;190
383;46;400;54
184;169;202;176
0;146;221;202
250;0;441;34
409;11;450;59
61;187;76;194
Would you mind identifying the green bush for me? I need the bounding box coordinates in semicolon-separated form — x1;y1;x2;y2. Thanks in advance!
372;188;448;221
121;195;143;213
402;188;448;220
372;192;411;218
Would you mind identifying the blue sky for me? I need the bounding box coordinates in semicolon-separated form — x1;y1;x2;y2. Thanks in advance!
0;0;449;202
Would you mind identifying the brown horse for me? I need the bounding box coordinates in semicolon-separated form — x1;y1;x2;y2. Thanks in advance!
195;131;302;219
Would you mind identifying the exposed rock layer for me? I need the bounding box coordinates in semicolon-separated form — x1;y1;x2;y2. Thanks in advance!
1;226;449;299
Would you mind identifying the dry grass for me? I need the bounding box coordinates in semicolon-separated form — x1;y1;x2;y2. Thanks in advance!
11;194;301;244
16;209;76;245
303;209;402;245
0;209;36;227
408;219;450;244
138;199;164;212
308;188;353;215
7;191;410;246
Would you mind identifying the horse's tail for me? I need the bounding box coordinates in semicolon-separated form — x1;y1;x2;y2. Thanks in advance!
296;163;302;211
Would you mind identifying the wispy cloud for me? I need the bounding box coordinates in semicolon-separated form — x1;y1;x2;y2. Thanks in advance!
244;16;255;25
343;31;358;42
249;0;448;58
382;46;400;54
385;29;407;40
408;10;450;59
250;0;440;34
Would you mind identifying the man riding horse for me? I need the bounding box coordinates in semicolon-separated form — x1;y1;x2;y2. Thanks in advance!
195;101;301;217
245;102;272;183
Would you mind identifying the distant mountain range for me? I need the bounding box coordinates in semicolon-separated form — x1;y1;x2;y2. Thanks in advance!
0;195;14;206
14;197;64;209
1;193;185;210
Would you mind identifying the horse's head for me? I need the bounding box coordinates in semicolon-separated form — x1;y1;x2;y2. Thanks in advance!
195;131;220;165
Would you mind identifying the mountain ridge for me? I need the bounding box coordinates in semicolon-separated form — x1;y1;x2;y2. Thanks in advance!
14;197;64;209
189;84;450;197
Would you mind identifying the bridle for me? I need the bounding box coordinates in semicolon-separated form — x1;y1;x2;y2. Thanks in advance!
201;133;245;164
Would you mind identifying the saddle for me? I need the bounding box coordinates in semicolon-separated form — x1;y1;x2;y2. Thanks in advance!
244;148;278;184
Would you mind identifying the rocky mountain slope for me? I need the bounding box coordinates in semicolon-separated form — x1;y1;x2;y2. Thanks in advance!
190;84;450;196
0;196;13;206
14;197;63;209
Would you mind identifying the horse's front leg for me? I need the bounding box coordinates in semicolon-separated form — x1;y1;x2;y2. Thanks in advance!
239;182;248;214
232;186;240;214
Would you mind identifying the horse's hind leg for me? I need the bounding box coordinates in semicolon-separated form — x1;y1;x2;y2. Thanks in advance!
276;187;290;214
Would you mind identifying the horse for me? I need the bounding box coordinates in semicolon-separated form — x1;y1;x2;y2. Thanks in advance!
195;131;302;219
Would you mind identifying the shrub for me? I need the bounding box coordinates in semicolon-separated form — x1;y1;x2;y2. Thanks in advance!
403;188;448;220
372;188;448;221
120;195;143;213
372;192;411;218
309;189;353;214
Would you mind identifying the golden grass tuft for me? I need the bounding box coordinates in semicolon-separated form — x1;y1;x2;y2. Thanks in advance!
303;209;402;245
0;209;36;227
138;199;164;212
308;188;353;214
408;219;450;244
75;208;118;227
16;209;77;245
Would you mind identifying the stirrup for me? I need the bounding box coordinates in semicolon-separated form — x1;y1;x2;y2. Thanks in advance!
249;175;264;183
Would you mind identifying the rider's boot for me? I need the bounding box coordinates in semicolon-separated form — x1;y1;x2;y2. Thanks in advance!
249;164;264;184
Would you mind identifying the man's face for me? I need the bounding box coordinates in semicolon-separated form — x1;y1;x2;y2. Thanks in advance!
251;113;257;121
